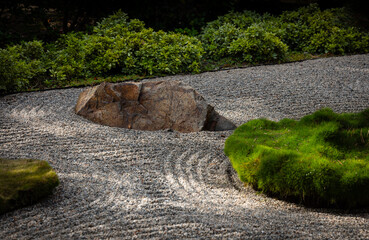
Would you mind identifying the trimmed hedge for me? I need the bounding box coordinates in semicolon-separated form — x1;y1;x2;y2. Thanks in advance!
0;159;59;214
225;108;369;208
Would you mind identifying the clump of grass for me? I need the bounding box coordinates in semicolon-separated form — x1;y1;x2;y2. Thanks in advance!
225;108;369;208
0;159;59;214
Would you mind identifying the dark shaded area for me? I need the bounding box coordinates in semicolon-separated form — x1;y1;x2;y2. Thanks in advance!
1;0;368;47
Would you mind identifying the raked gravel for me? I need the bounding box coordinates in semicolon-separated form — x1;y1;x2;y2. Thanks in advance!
1;54;369;239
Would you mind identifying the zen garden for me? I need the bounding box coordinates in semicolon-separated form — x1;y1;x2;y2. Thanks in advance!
0;0;368;239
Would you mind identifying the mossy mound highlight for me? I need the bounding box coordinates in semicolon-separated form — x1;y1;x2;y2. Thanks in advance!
0;159;59;214
225;108;369;208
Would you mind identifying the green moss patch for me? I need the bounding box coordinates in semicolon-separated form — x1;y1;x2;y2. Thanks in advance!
225;108;369;208
0;159;59;214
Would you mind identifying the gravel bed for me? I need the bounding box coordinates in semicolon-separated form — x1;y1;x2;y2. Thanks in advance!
0;54;368;239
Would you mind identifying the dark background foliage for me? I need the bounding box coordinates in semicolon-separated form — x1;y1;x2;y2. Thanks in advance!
1;0;368;47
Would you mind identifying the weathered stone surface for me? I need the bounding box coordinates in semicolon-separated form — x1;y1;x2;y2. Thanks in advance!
75;81;236;132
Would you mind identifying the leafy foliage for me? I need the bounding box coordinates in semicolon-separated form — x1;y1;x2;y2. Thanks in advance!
1;5;369;94
200;3;369;60
278;4;369;53
0;11;204;93
132;30;204;75
93;10;146;37
46;33;86;86
228;24;288;63
225;108;369;208
0;41;47;94
200;10;288;62
200;23;242;60
46;11;204;86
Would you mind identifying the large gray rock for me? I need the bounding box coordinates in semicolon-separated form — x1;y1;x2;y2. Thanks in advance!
75;81;236;133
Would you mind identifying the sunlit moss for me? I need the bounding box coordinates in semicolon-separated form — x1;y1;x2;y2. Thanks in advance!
0;159;59;214
225;108;369;208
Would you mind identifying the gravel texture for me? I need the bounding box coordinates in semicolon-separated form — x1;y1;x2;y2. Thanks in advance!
0;54;368;239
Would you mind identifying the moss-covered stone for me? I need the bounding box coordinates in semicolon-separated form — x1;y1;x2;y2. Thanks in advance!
225;108;369;208
0;159;59;214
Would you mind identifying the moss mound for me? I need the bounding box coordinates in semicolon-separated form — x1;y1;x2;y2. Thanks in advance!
225;108;369;208
0;159;59;214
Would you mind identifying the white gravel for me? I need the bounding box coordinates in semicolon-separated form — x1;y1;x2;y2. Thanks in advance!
0;54;368;239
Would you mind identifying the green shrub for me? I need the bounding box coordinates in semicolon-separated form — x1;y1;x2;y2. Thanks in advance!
0;10;204;92
279;4;369;53
200;4;369;59
199;11;263;60
228;24;288;63
133;30;204;75
225;108;369;208
46;32;86;86
199;23;242;60
199;10;288;62
84;35;121;75
2;6;368;95
87;12;204;76
0;41;47;94
0;159;59;214
306;27;369;54
47;11;204;83
93;10;145;37
200;22;287;63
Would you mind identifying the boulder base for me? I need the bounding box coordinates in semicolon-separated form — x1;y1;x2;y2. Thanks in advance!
75;81;236;133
